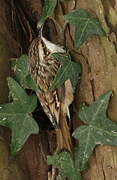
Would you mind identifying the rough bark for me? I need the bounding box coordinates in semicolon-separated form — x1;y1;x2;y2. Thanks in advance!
0;1;55;180
0;0;117;180
74;1;117;179
0;1;29;180
48;0;117;179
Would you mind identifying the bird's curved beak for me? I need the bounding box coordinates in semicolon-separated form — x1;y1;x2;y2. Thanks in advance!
37;23;43;37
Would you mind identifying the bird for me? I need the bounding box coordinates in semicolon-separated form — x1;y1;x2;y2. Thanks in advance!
28;30;73;153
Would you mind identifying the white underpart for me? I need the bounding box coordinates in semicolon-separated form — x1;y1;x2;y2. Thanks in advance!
42;37;65;53
38;40;44;62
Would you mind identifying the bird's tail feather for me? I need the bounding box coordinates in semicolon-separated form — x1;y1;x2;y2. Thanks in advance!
55;112;72;153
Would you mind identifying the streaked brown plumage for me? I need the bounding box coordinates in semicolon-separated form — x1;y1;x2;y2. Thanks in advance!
28;35;73;153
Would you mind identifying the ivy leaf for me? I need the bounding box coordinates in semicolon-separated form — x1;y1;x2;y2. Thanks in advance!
13;55;28;83
13;55;42;93
49;53;81;91
64;8;106;49
0;78;39;155
39;0;57;25
72;91;117;171
47;151;81;180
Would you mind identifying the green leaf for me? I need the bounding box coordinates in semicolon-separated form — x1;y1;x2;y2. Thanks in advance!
64;8;106;49
39;0;57;25
13;55;28;82
0;78;39;155
47;151;81;180
72;91;117;171
49;53;81;91
13;55;42;93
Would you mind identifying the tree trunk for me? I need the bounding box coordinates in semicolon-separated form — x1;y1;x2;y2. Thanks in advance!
66;0;117;179
49;0;117;179
74;1;117;179
0;1;29;180
0;0;117;180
